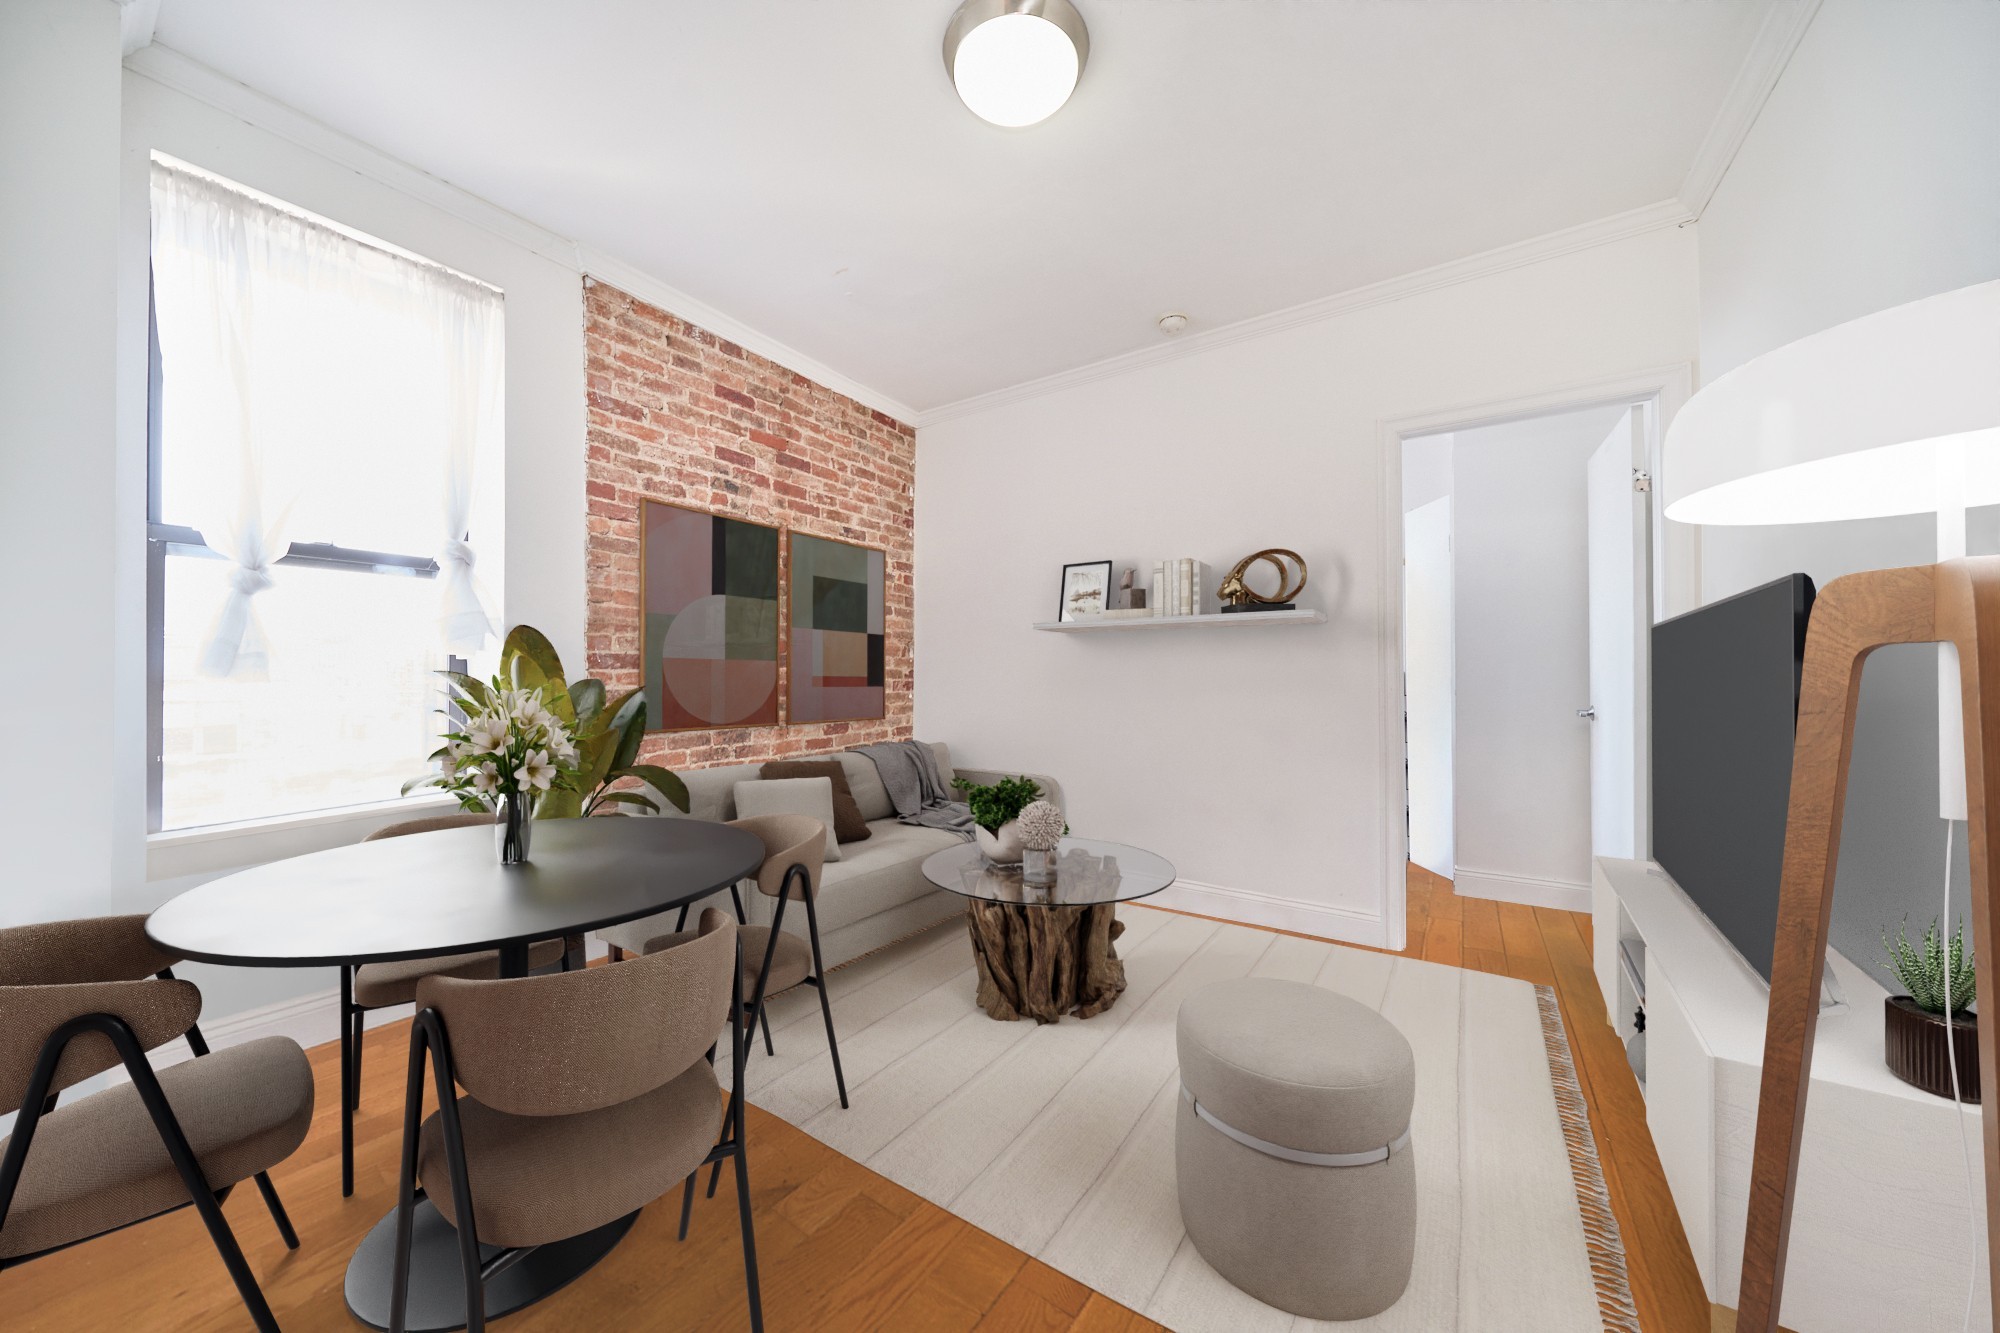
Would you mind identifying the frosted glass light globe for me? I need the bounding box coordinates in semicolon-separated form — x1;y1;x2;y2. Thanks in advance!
944;1;1089;129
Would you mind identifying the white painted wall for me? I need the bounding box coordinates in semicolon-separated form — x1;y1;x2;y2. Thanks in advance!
1690;0;2000;970
1402;495;1454;880
1;1;128;926
1401;432;1454;513
915;225;1700;946
1450;404;1629;911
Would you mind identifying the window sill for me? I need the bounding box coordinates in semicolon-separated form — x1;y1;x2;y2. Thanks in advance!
147;795;464;883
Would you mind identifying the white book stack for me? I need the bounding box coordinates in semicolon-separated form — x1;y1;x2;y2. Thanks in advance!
1150;558;1211;616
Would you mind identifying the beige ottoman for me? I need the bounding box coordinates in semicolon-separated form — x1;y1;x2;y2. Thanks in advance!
1176;977;1418;1320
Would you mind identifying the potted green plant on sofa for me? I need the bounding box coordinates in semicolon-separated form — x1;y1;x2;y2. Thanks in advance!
1879;917;1979;1102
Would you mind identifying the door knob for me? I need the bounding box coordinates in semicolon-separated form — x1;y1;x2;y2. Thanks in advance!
1577;706;1597;719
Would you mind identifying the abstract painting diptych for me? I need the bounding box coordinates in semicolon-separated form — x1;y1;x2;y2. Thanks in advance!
641;500;781;731
640;500;885;732
788;531;887;724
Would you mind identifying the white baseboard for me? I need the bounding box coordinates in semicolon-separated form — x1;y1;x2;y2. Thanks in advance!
1145;879;1391;950
1452;866;1592;913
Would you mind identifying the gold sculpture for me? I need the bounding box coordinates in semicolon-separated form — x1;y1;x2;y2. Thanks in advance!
1218;548;1308;608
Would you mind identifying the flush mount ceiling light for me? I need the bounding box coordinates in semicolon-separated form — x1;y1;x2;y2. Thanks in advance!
943;0;1090;128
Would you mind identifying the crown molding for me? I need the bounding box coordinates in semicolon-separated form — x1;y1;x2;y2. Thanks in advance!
1677;0;1822;220
577;248;919;425
913;197;1691;428
122;44;918;426
116;0;160;57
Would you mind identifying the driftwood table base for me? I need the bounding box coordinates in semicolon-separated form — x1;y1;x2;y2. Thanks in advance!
964;900;1127;1022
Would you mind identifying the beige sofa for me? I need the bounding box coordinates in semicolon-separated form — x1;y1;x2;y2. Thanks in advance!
596;743;1062;968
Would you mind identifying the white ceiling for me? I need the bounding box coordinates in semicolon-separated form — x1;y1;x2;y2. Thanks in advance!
150;1;1772;416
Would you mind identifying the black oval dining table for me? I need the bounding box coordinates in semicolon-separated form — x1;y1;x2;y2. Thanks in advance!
146;814;765;1333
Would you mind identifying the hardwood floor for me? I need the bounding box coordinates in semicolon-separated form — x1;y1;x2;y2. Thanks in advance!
7;873;1710;1331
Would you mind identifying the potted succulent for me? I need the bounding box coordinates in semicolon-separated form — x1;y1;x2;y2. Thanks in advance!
1879;917;1979;1103
954;774;1046;865
405;625;691;862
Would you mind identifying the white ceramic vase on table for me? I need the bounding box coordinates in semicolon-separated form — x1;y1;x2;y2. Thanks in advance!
975;821;1024;865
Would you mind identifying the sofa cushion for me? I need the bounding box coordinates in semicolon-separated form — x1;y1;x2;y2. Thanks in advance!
837;752;894;822
813;821;965;936
732;779;840;862
669;762;765;824
760;760;870;843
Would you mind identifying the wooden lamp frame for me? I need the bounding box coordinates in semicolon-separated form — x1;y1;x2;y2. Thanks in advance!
1740;557;2000;1329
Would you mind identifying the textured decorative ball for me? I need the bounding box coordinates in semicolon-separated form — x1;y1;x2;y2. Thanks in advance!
1016;799;1065;851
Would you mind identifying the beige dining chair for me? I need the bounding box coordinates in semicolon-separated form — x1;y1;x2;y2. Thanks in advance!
0;915;315;1331
338;814;567;1196
387;908;758;1333
635;813;846;1225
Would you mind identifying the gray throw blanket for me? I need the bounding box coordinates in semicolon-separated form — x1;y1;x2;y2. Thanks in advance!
854;741;976;840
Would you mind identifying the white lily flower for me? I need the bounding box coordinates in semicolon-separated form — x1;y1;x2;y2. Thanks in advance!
516;749;556;791
470;763;500;794
465;712;509;756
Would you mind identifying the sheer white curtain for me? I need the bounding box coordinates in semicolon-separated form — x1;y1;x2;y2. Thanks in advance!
434;286;502;652
149;159;504;674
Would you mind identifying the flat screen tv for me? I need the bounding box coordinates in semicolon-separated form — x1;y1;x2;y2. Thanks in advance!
1651;573;1815;983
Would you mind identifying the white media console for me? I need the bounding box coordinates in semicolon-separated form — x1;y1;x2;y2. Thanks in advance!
1592;856;1989;1331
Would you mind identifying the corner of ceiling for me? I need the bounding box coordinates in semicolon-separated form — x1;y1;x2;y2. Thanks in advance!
1676;0;1823;221
122;45;923;431
913;198;1695;431
577;248;920;428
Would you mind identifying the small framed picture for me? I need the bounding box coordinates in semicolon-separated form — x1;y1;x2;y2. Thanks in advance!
1058;560;1114;621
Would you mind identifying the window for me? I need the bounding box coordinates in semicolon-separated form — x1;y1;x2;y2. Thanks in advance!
147;158;505;831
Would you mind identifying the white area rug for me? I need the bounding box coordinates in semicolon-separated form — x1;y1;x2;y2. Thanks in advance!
728;906;1636;1332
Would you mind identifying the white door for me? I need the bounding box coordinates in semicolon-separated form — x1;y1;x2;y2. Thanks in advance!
1403;496;1454;879
1585;407;1650;860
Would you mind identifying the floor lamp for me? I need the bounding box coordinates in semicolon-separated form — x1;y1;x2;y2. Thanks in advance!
1661;280;2000;1332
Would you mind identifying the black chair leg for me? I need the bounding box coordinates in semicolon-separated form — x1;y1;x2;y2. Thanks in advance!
252;1171;300;1249
803;893;848;1109
352;1006;365;1110
706;1091;733;1200
340;966;356;1198
760;1003;776;1056
677;1171;698;1240
733;1147;764;1333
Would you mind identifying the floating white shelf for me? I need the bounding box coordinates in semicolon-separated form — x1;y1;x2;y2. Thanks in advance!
1032;609;1326;632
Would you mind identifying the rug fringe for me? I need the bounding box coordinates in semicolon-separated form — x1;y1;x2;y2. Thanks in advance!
1535;984;1644;1333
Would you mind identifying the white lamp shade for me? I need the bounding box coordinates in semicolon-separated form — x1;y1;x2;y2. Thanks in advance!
1664;280;2000;525
944;0;1089;129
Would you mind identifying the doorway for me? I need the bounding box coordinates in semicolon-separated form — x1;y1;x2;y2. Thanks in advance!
1397;400;1654;913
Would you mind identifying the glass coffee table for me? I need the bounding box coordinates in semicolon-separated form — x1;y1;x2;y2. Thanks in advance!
921;837;1176;1023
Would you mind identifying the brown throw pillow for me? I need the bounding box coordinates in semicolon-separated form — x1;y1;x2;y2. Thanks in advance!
759;760;872;843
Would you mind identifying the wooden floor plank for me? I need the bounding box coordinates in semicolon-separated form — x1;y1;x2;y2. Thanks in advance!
1421;907;1463;967
1460;893;1504;954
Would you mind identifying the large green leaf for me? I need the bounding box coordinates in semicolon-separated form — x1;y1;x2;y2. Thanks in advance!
437;670;490;710
569;678;607;728
537;788;584;820
609;700;647;773
577;726;622;796
402;773;444;796
591;790;662;813
620;764;690;813
500;625;574;723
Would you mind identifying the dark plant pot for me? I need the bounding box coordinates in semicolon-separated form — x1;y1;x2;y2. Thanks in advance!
1883;996;1979;1103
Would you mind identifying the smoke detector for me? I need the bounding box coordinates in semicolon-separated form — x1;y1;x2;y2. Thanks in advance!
1157;313;1189;336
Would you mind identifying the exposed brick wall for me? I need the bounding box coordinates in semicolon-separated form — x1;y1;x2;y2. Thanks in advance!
582;279;916;772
